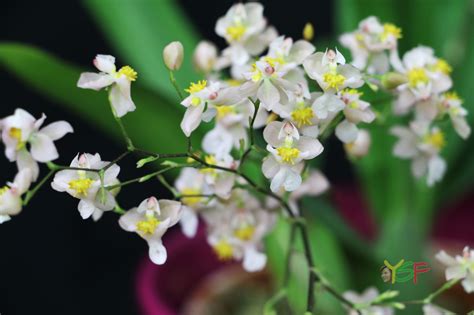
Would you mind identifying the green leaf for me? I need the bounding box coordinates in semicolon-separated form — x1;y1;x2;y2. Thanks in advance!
83;0;199;100
0;42;196;154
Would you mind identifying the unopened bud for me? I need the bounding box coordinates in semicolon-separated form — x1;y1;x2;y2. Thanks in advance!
381;72;407;90
193;41;217;73
303;23;314;41
163;41;184;71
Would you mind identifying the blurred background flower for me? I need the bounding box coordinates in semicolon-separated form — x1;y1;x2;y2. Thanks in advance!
1;0;473;314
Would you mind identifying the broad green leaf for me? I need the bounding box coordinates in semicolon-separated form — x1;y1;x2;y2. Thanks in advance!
83;0;199;100
0;42;195;154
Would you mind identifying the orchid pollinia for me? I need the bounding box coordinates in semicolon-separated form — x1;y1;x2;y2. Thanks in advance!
1;3;471;314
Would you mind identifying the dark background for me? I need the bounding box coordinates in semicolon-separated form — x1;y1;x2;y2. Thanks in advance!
0;1;336;314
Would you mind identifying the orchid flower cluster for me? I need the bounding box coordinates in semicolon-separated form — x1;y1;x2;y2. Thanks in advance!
1;2;472;314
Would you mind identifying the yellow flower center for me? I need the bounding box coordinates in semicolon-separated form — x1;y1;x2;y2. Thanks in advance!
216;105;236;119
191;97;201;106
185;80;207;94
234;225;255;241
408;68;429;87
117;65;138;81
181;188;203;206
291;107;314;127
263;56;285;68
424;130;445;150
444;91;460;102
381;23;402;40
201;155;217;175
9;127;26;150
250;63;263;82
277;147;300;164
136;216;160;235
68;178;94;197
226;23;246;41
323;72;346;91
0;186;9;197
342;88;363;96
433;59;452;75
213;239;234;261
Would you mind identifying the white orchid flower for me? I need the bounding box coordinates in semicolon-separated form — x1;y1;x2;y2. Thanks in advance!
340;16;402;73
391;121;446;186
1;108;73;181
0;169;33;223
193;41;218;73
267;36;315;72
180;80;241;137
262;121;323;192
119;197;182;265
204;189;275;272
215;3;276;68
335;89;375;143
51;153;120;220
438;92;470;139
436;246;474;293
344;129;372;158
390;46;452;115
343;287;394;315
303;49;364;93
174;168;212;238
200;154;237;200
77;54;137;118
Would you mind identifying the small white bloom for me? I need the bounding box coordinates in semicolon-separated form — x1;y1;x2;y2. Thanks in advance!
343;287;394;315
119;197;182;265
193;41;218;73
267;36;315;72
344;129;371;157
436;246;474;293
1;108;73;181
438;92;470;139
77;54;138;117
199;154;237;200
174;168;211;238
262;121;323;192
391;121;446;186
391;46;452;115
339;16;402;73
0;169;33;223
163;41;184;71
422;304;454;315
51;153;120;220
303;49;364;93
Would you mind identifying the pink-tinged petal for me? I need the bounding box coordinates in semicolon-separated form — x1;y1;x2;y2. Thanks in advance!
452;116;471;139
394;88;416;115
257;80;279;110
77;72;114;91
427;155;446;186
94;189;116;211
148;240;167;265
104;164;120;184
92;209;104;222
411;156;427;178
13;169;33;194
461;274;474;293
93;54;116;73
180;206;198;238
180;104;204;137
16;150;39;182
109;77;136;117
303;52;325;80
158;199;182;227
33;113;47;130
214;174;235;199
291;170;329;200
39;121;73;141
297;137;324;159
335;120;358;143
283;168;302;192
78;200;96;219
289;40;315;65
243;247;267;272
202;126;233;158
30;133;58;162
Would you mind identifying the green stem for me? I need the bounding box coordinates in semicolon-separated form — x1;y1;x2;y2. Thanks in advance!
239;98;260;168
169;70;184;100
23;169;55;206
283;223;297;287
424;278;460;304
106;165;185;190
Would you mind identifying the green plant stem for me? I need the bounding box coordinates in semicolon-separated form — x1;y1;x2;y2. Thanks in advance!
169;70;184;100
105;165;185;190
424;278;460;304
239;98;260;168
22;169;55;206
283;223;297;287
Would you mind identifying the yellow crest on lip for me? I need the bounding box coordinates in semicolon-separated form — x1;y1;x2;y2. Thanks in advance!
118;65;138;81
424;130;445;150
408;68;429;87
226;23;246;41
68;178;94;197
323;72;346;91
136;217;160;235
277;147;301;164
213;239;234;261
291;107;314;127
185;80;207;94
381;23;402;40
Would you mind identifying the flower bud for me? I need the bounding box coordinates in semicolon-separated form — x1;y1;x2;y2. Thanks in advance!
344;129;371;157
193;41;217;73
303;23;314;41
163;41;184;71
381;72;407;90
